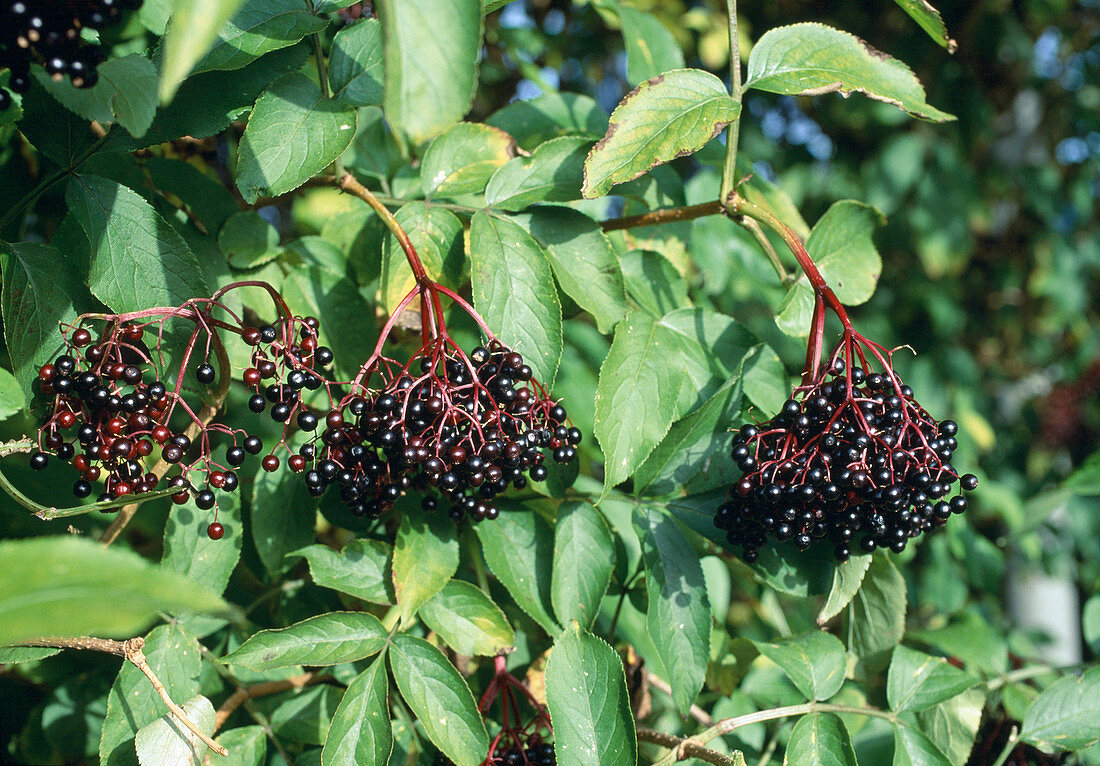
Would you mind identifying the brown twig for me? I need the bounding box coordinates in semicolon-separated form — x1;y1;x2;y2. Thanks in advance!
636;727;740;766
600;200;722;231
18;636;228;757
213;673;325;732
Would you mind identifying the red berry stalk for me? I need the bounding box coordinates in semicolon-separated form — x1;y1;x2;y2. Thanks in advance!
715;195;978;562
472;655;555;766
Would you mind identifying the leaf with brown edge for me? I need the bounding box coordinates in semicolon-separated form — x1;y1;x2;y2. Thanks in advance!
582;68;739;198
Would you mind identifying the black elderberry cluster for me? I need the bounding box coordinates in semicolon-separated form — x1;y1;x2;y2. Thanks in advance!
715;360;978;562
280;341;579;523
432;742;556;766
0;1;142;110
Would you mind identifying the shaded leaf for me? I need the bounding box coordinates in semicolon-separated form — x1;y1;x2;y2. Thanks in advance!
486;92;607;150
381;203;464;312
219;211;281;269
322;655;392;766
215;726;266;766
421;122;515;197
755;631;846;702
162;489;242;596
617;5;685;85
135;694;215;766
1019;666;1100;753
583;69;739;197
848;552;906;665
818;553;872;626
786;713;857;766
159;0;249;102
288;539;394;604
35;55;158;137
193;0;327;73
887;646;977;712
251;466;318;579
915;688;984;765
223;612;386;670
551;500;615;628
330;17;385;106
392;507;459;624
475;505;559;635
893;722;953;766
420;581;515;656
485;136;591;211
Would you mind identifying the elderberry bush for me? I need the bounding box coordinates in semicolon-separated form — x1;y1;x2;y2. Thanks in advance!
0;0;142;108
715;359;978;562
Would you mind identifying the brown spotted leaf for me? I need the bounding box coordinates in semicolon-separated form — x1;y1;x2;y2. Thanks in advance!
744;23;954;122
582;68;739;198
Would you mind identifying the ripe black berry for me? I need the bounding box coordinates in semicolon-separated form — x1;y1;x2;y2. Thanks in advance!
196;363;216;384
30;451;49;470
195;490;216;510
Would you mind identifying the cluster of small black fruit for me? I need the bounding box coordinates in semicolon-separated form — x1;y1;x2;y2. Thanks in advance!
247;334;580;523
715;359;978;562
0;1;142;110
433;742;556;766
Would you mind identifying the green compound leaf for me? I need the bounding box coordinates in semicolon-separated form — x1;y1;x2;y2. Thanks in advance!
0;537;224;647
469;212;563;386
162;490;242;596
321;655;392;766
0;242;93;407
594;311;685;497
894;0;956;51
582;68;739;198
421;122;515;197
192;0;327;74
515;206;627;335
744;23;955;122
545;623;637;766
634;505;710;715
389;635;489;766
380;0;483;145
135;694;215;766
66;175;208;312
100;623;202;766
848;552;907;666
419;580;515;657
551;500;615;629
777;200;885;338
330;17;385;106
1019;666;1100;753
236;73;357;203
887;645;978;713
287;539;394;604
222;612;387;670
485;136;592;211
158;0;249;102
392;507;459;625
753;631;846;702
35;55;158;138
786;713;857;766
475;504;560;635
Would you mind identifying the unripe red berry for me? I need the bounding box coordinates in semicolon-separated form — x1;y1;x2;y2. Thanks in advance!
261;455;279;472
207;522;224;540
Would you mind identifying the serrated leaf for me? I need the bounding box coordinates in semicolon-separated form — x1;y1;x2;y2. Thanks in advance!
0;646;61;663
818;553;872;626
322;656;392;766
744;23;954;121
193;0;327;74
330;17;385;106
35;55;158;137
251;467;318;579
381;203;464;312
474;505;559;635
486;92;608;150
617;6;685;86
776;200;884;338
0;537;224;646
593;311;685;496
100;623;202;766
421;122;515;197
485;136;591;210
849;552;906;665
288;540;394;604
236;73;357;203
887;646;977;713
162;490;242;596
159;0;249;102
582;68;739;198
551;501;614;628
469;212;562;385
215;726;266;766
135;694;215;766
515;207;626;334
754;632;846;702
223;612;386;670
894;0;956;51
634;505;710;714
656;308;755;414
219;210;281;269
389;635;488;766
545;623;637;766
392;508;459;624
0;242;93;407
915;688;983;765
785;713;857;766
1019;666;1100;753
380;0;482;144
892;722;953;766
67;175;208;311
420;581;515;656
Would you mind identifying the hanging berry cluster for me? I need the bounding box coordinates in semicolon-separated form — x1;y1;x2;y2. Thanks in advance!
29;177;579;537
0;0;142;110
715;197;978;562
